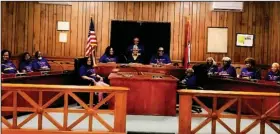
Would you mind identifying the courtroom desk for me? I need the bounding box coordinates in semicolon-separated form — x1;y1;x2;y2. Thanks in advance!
203;77;280;117
109;72;178;116
95;63;186;79
1;71;75;117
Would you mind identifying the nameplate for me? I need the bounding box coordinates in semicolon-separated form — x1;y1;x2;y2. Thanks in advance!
152;75;163;79
15;73;27;77
41;71;50;76
250;79;258;82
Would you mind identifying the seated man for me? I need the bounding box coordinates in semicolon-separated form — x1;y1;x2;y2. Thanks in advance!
32;51;51;71
240;57;261;79
1;50;17;74
179;68;197;89
127;37;144;56
266;62;280;81
127;46;144;64
218;57;237;77
150;47;171;65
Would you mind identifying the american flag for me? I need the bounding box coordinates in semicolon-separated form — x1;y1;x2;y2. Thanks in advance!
85;18;97;57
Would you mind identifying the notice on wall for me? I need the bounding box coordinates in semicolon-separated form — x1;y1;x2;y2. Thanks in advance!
207;27;228;53
59;32;67;43
236;34;254;47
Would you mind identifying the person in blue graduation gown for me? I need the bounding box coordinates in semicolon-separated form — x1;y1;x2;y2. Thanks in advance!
127;37;144;56
179;68;197;89
218;57;237;77
240;57;261;79
205;57;218;76
99;46;118;63
1;50;17;74
127;46;144;64
32;51;51;71
150;47;171;65
80;56;109;102
19;52;34;73
266;63;280;81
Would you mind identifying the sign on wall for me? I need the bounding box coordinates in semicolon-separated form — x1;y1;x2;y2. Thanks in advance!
207;27;228;53
236;34;254;47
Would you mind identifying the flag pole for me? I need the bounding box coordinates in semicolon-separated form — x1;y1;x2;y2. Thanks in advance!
90;15;98;67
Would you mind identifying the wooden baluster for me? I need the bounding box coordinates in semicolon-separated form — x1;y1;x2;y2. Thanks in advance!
178;94;192;134
63;91;68;131
260;98;265;134
114;91;127;132
38;91;43;130
88;92;93;131
236;97;242;134
212;97;217;134
13;91;17;129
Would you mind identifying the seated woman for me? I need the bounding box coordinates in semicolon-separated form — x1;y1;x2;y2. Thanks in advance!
150;47;171;65
32;51;51;71
218;57;237;77
99;46;118;63
19;52;33;73
205;57;218;75
179;68;197;89
1;50;17;74
127;46;144;64
80;56;109;102
240;57;261;79
266;62;280;81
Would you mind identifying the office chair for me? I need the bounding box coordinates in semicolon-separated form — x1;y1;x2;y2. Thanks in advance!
74;57;99;106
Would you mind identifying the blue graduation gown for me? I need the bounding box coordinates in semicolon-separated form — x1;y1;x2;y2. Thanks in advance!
240;67;261;79
150;54;171;64
19;61;33;72
218;65;237;77
32;58;51;71
99;54;118;63
79;65;98;81
266;71;280;81
1;60;17;74
181;75;197;89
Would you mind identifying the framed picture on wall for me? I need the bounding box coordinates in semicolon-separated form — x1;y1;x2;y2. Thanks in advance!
207;27;228;53
236;33;254;47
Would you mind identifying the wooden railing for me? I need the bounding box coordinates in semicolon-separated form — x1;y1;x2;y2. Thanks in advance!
1;83;129;134
178;90;280;134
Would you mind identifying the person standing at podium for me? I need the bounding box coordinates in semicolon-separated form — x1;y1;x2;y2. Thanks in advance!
127;45;144;64
218;57;236;77
19;52;34;73
99;46;118;63
32;51;51;71
150;47;171;65
266;62;280;81
1;50;17;74
240;57;261;79
127;37;144;56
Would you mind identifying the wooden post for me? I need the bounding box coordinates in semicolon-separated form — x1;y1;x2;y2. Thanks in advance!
178;94;192;134
114;91;127;132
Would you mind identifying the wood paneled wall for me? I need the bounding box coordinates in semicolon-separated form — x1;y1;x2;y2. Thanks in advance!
1;2;280;64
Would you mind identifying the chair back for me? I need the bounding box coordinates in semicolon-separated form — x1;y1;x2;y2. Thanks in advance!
74;57;90;85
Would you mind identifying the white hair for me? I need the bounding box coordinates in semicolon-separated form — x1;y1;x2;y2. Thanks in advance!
222;57;231;62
